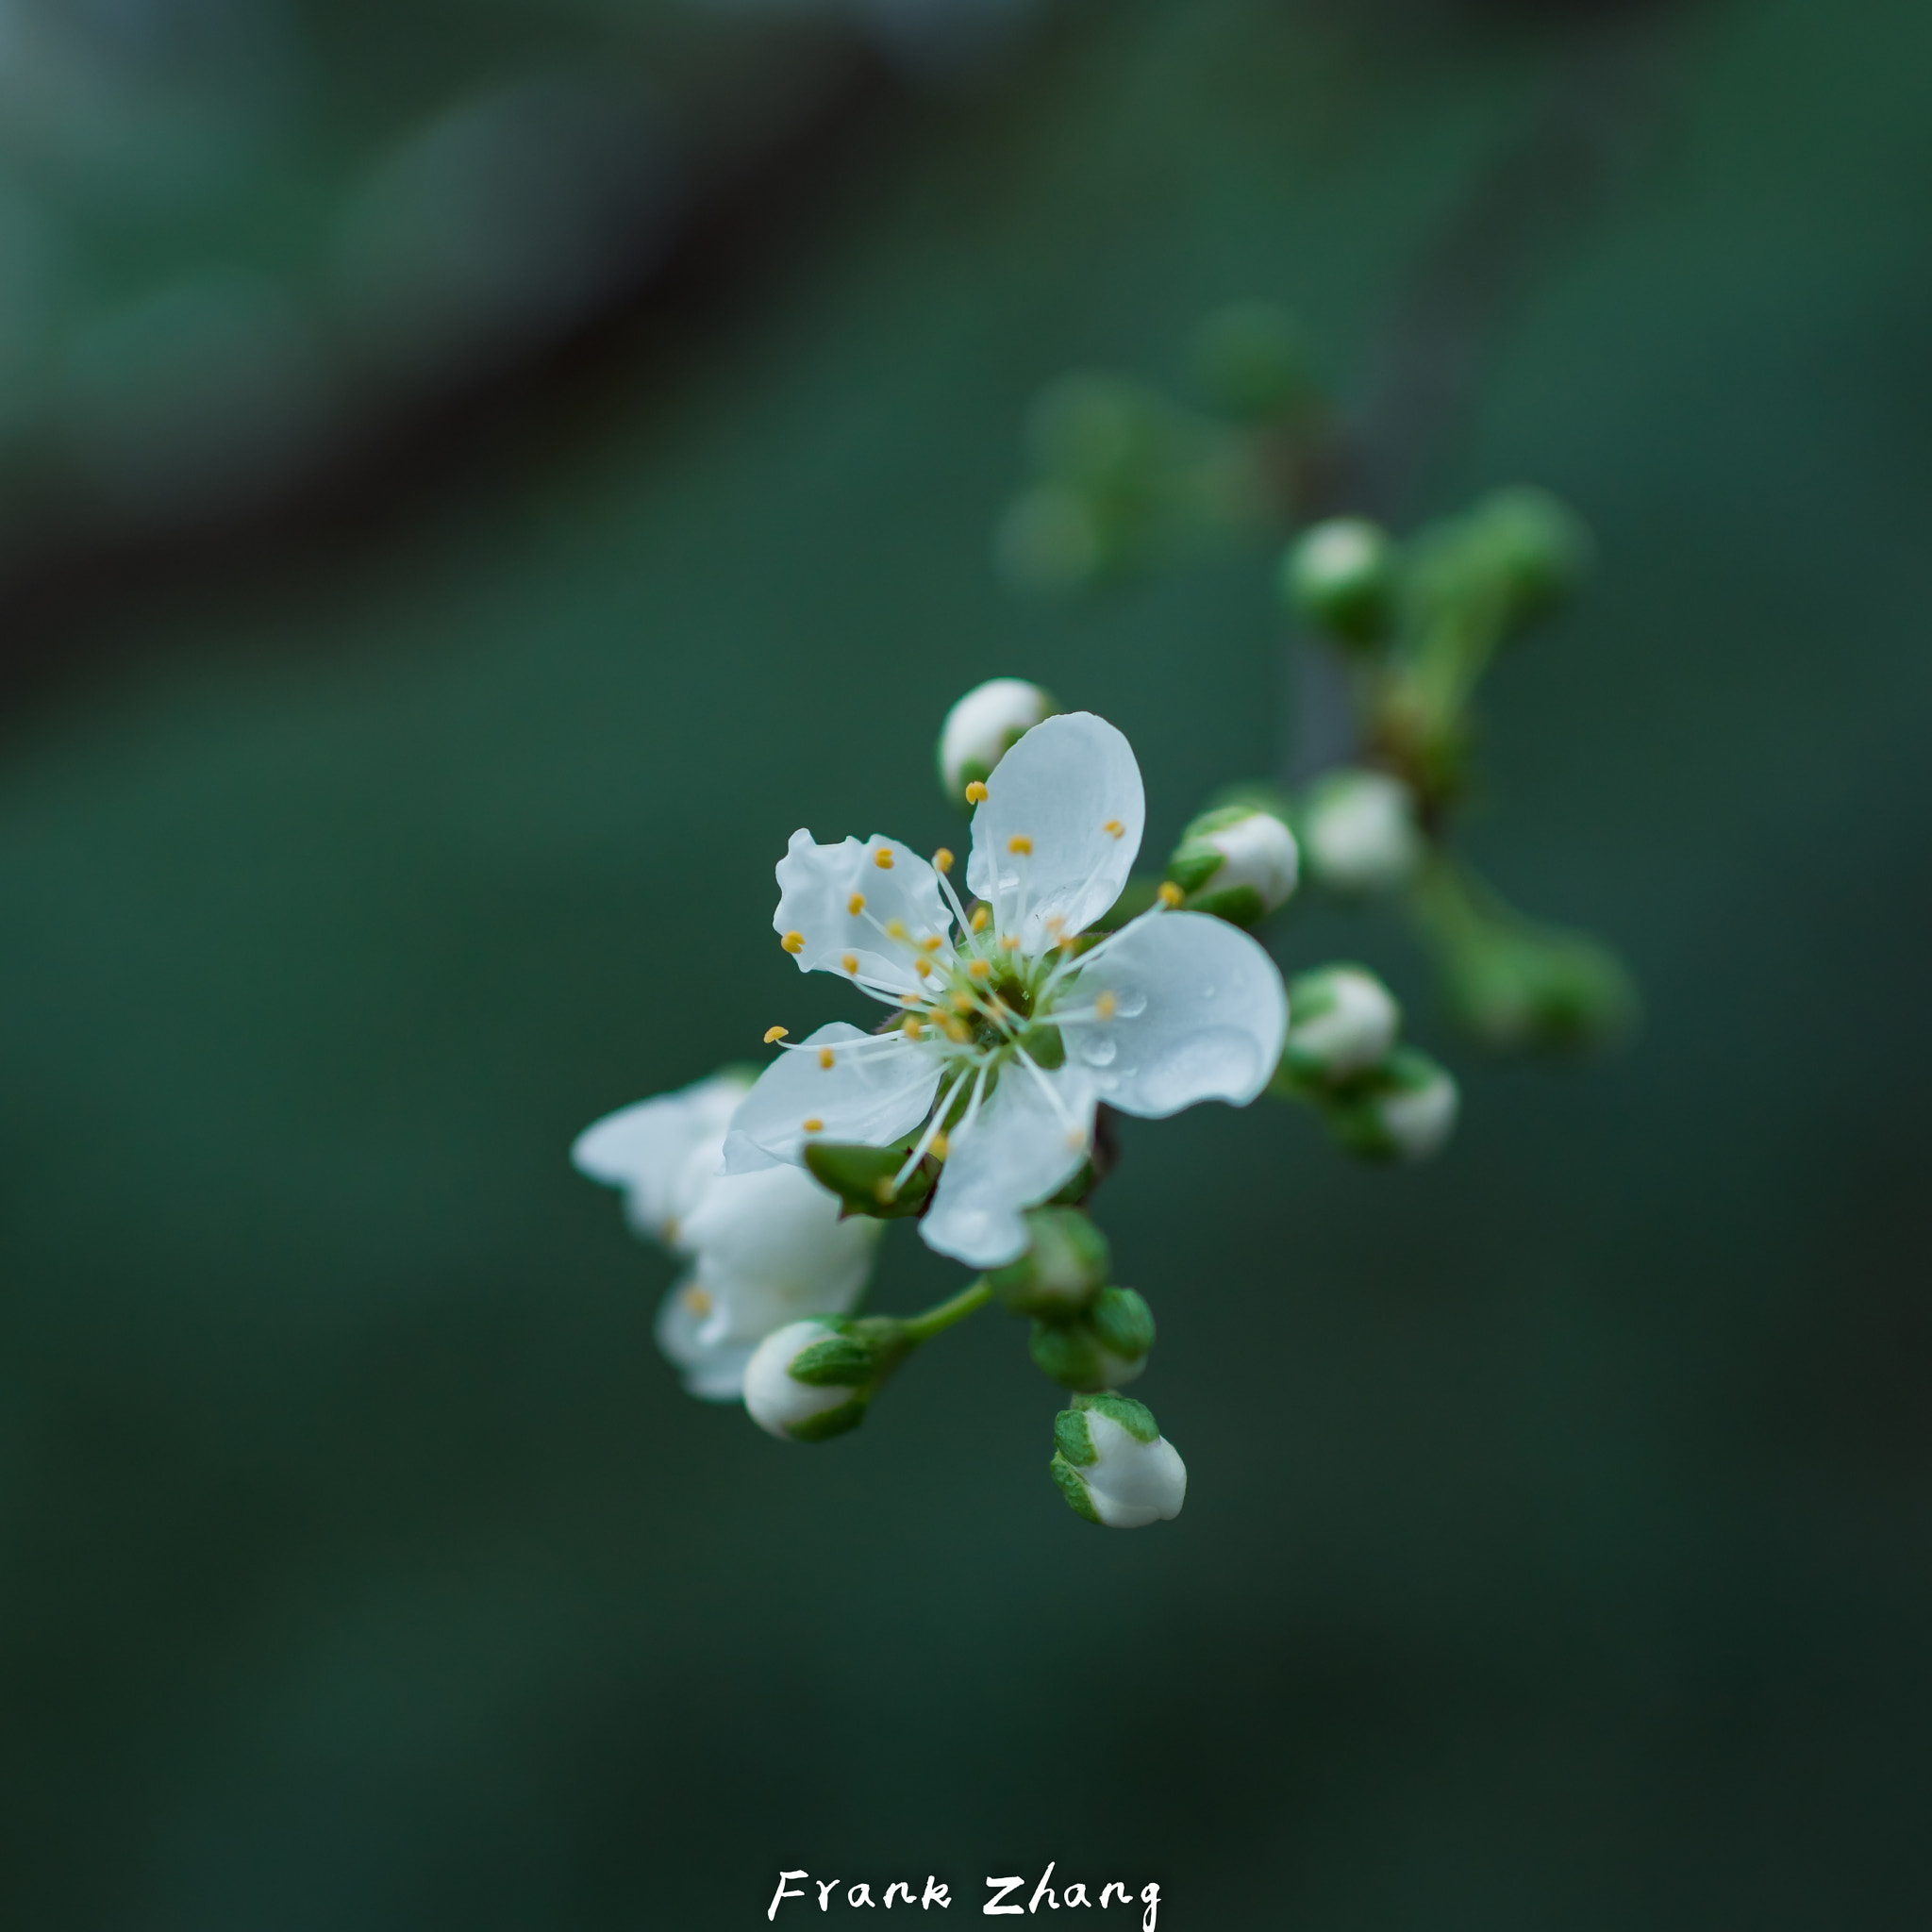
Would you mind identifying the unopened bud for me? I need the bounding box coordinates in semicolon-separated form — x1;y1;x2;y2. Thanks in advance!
1322;1048;1459;1162
1165;804;1299;924
1299;767;1424;895
1280;517;1396;646
1190;300;1312;422
1282;964;1401;1082
1050;1391;1187;1528
938;678;1058;797
1470;486;1591;626
743;1317;905;1442
1030;1286;1155;1391
988;1208;1110;1316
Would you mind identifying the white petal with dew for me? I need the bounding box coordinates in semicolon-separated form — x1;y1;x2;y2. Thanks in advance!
1068;910;1288;1117
1083;1411;1188;1527
571;1069;749;1242
965;712;1143;951
722;1024;941;1174
774;831;952;994
920;1061;1098;1268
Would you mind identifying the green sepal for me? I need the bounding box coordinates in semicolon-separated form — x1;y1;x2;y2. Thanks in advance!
1089;1287;1155;1360
787;1333;881;1387
1074;1388;1161;1444
1050;1453;1103;1523
1015;1022;1066;1072
1187;882;1267;927
1164;843;1224;897
1053;1407;1096;1467
1046;1161;1099;1208
805;1138;938;1220
787;1394;872;1443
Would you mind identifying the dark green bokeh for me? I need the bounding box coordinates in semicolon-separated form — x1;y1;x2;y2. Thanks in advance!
3;0;1929;1925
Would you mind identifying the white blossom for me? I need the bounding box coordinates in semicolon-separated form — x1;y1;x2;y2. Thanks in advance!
574;1072;880;1401
937;677;1056;796
725;711;1289;1270
1300;767;1424;895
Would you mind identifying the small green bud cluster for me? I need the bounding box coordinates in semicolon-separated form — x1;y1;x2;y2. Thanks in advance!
991;1208;1157;1391
1273;963;1459;1162
1051;1391;1187;1528
996;307;1328;597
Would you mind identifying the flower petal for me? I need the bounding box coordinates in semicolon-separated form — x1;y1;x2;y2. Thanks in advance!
1065;910;1288;1116
680;1163;881;1345
655;1278;756;1402
964;712;1144;951
920;1061;1098;1268
774;830;953;994
722;1024;941;1174
571;1070;749;1242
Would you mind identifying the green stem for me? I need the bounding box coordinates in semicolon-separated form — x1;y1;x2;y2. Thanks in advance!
902;1277;992;1344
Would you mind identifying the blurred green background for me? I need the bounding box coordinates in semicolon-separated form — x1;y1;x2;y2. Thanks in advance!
3;0;1929;1924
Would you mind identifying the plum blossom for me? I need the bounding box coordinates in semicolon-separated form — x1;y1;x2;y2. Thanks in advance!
724;712;1289;1269
574;1071;881;1400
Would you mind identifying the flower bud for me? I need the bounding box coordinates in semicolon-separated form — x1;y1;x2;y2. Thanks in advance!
1189;300;1313;422
1321;1047;1459;1162
1280;517;1396;646
743;1317;904;1442
938;678;1058;797
1437;917;1639;1055
988;1208;1110;1317
1050;1391;1187;1528
1030;1286;1154;1391
1469;485;1591;626
1299;767;1424;895
1165;804;1299;924
1282;964;1401;1083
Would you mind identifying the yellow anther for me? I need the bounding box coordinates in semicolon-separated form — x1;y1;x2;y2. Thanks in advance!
1095;991;1118;1021
681;1284;712;1317
971;905;991;933
1103;819;1124;839
841;952;859;974
802;1117;824;1134
1045;914;1064;934
781;930;805;954
905;1017;924;1040
913;958;933;978
1065;1128;1087;1151
929;1132;950;1159
922;933;944;952
885;918;908;940
967;959;991;981
964;781;989;804
999;933;1020;952
874;1176;896;1204
1158;881;1184;908
942;1016;971;1043
874;846;895;870
934;847;955;874
847;892;865;915
951;991;975;1014
900;992;921;1008
1008;834;1033;856
763;1025;789;1043
818;1047;836;1069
